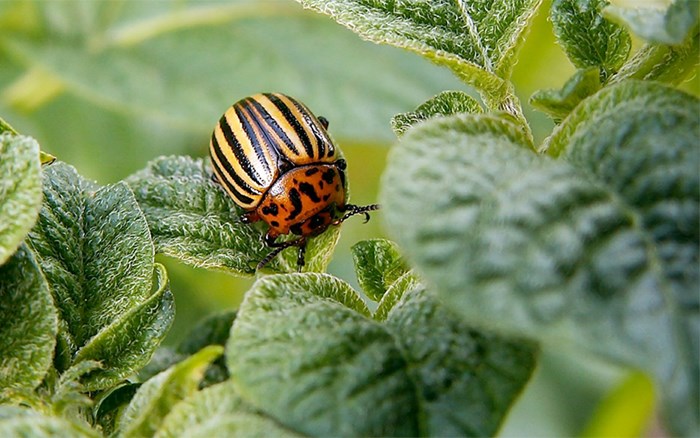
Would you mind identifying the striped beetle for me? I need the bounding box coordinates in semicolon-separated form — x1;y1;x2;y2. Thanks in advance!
209;92;379;271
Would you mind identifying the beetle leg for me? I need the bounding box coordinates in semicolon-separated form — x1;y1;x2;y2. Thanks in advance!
296;239;307;272
333;204;380;225
257;234;307;271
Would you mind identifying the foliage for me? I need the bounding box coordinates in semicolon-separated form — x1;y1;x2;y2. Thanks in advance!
0;0;697;437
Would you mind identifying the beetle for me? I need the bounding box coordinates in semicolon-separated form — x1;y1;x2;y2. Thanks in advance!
209;92;379;270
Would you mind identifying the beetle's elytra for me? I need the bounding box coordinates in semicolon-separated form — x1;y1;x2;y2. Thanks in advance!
209;92;379;270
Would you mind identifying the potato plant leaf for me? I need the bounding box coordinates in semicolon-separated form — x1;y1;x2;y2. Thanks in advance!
550;0;631;79
118;345;223;438
296;0;542;107
381;81;699;435
227;273;537;437
392;90;483;136
27;162;174;391
529;67;601;121
351;239;409;301
609;27;700;86
154;381;301;438
0;132;42;266
0;245;57;403
0;407;99;437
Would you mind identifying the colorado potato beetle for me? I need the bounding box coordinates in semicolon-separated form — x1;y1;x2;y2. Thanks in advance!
209;92;379;270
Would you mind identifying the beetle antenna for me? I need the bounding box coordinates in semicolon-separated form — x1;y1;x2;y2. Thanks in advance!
335;204;380;225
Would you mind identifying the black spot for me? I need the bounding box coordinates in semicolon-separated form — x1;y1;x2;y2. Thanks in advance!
270;220;279;227
323;194;330;201
305;168;320;177
335;184;340;192
287;188;303;220
335;159;347;170
299;182;321;202
290;224;303;235
322;169;336;184
261;203;279;216
309;214;324;229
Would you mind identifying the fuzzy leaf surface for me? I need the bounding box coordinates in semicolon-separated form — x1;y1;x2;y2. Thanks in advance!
604;0;699;45
0;133;42;266
392;90;483;136
227;273;536;436
351;239;409;301
0;245;57;402
529;67;601;121
551;0;631;78
297;0;541;104
609;27;700;86
72;264;174;391
28;162;173;390
155;381;301;438
119;345;223;438
0;407;98;437
381;83;699;435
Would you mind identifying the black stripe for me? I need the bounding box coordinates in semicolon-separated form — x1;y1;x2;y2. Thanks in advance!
211;149;256;206
267;94;314;158
292;99;326;158
234;105;272;181
218;114;262;185
211;134;258;200
248;98;300;156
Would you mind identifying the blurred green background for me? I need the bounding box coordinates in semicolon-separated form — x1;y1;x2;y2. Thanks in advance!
0;0;695;436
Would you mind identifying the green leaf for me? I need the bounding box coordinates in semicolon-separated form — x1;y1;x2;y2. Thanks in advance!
177;310;236;388
296;0;541;106
119;345;224;438
351;239;409;301
2;1;463;144
604;0;699;45
0;407;99;437
373;271;422;321
529;67;601;121
609;27;700;86
0;132;42;266
391;90;483;137
155;381;301;438
142;311;236;386
550;0;631;79
94;383;140;437
0;244;57;402
72;264;175;391
227;273;536;436
385;285;538;436
380;82;699;435
28;162;173;390
127;155;339;275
